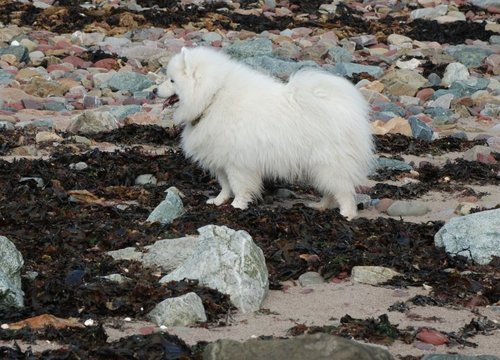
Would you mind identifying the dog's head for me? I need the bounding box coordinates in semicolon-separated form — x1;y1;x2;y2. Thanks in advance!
155;47;227;125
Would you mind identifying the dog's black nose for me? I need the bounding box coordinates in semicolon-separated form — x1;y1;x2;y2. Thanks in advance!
152;87;158;94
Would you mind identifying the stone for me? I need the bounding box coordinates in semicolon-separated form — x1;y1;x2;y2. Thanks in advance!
106;105;142;121
375;198;394;213
22;77;69;97
35;131;64;144
442;62;469;87
225;38;273;59
146;187;185;225
329;62;384;78
447;46;493;68
67;110;119;135
428;93;454;109
0;45;29;63
0;236;24;309
376;157;413;172
160;225;269;313
454;202;479;216
434;209;500;265
372;117;412;136
241;56;319;80
351;266;400;285
142;236;198;272
422;354;499;360
106;247;143;262
410;5;448;20
327;47;353;63
135;174;157;186
387;201;431;217
298;272;325;286
463;145;497;164
387;34;412;46
380;69;429;96
203;333;393;360
101;274;132;284
147;292;207;327
107;72;154;92
409;116;434;141
0;69;14;84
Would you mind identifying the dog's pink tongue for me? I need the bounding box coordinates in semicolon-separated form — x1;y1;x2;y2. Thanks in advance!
163;94;179;108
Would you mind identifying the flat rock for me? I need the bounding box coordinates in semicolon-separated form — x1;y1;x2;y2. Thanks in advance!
434;209;500;265
203;333;393;360
351;266;400;285
298;271;324;286
160;225;269;313
381;69;429;96
225;38;273;59
147;292;207;327
387;201;431;217
107;72;154;92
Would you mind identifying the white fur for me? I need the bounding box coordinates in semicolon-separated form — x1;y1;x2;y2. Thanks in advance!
157;47;374;220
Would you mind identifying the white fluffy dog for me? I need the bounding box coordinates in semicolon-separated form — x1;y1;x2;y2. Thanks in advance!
156;47;373;220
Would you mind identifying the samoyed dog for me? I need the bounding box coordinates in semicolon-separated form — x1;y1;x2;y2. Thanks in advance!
156;47;373;220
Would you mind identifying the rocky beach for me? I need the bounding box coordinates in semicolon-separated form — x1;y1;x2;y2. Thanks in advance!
0;0;499;359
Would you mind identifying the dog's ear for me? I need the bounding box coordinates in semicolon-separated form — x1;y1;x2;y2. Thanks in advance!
180;47;193;76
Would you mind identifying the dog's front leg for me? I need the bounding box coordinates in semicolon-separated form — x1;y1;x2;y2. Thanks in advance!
206;170;232;206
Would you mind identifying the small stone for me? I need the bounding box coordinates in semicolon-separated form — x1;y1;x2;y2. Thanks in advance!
69;162;89;171
416;88;435;102
380;69;429;96
35;131;63;144
428;93;454;109
410;5;448;20
409;117;434;141
146;187;185;225
107;72;154;92
298;272;324;286
387;201;430;217
454;202;478;215
225;38;273;59
0;45;29;63
372;117;412;136
67;111;119;135
375;198;394;213
387;34;413;46
463;145;497;164
376;157;413;172
447;46;492;68
135;174;157;186
416;328;449;345
327;47;353;63
442;62;469;87
19;177;45;188
148;292;207;327
351;266;400;285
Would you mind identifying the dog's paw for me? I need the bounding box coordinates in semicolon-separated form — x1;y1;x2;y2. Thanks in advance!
206;196;228;206
231;198;249;210
340;208;357;221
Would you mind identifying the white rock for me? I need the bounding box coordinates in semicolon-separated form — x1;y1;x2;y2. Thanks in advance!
442;62;469;87
160;225;269;313
148;292;207;326
435;209;500;265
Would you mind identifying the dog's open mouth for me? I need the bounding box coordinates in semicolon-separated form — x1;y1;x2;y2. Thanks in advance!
163;94;179;108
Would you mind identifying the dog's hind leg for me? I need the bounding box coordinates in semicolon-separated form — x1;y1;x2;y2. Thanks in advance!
226;168;262;210
207;170;233;206
309;169;357;220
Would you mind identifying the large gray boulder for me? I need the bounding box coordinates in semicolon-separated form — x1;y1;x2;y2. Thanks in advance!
203;333;393;360
0;236;24;309
434;209;500;265
148;292;207;327
160;225;269;313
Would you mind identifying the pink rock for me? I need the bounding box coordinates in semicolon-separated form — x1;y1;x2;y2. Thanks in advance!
62;55;86;68
125;112;160;125
4;102;24;111
22;99;44;110
416;328;449;345
375;198;394;213
138;326;155;335
416;88;434;103
47;63;74;73
93;58;118;70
